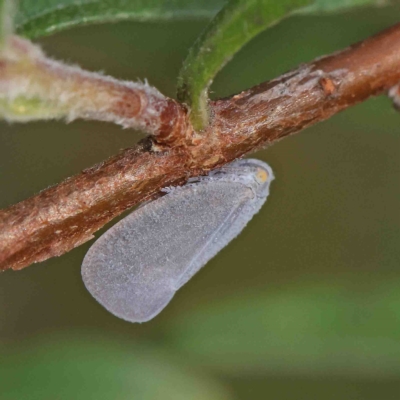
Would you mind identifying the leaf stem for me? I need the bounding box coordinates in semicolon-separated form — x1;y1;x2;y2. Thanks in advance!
177;0;313;131
0;36;187;140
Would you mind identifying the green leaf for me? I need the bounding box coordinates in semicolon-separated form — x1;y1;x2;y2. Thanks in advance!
177;0;397;130
0;334;232;400
14;0;396;42
177;0;313;130
165;279;400;377
298;0;398;14
15;0;225;39
12;0;398;131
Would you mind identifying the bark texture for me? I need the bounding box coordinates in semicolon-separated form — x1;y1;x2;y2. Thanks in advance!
1;23;400;270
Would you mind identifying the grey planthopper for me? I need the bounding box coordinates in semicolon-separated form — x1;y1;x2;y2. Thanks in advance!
81;158;274;323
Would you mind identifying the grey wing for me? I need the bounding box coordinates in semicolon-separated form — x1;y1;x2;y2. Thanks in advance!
81;181;258;323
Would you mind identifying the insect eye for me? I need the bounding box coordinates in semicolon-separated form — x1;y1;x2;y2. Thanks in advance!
255;168;269;184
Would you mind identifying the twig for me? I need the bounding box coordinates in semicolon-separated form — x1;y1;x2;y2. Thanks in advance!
1;23;400;271
0;36;187;141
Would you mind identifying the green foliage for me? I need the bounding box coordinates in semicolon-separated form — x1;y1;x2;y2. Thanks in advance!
11;0;399;130
15;0;225;39
165;280;400;377
177;0;397;130
177;0;313;130
0;335;232;400
299;0;398;14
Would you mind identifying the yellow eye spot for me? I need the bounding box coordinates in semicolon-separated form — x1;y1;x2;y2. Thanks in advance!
256;168;268;183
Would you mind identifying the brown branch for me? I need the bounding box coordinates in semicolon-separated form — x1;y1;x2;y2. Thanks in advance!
1;23;400;271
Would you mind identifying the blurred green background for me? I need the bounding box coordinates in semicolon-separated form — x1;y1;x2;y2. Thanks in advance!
1;5;400;399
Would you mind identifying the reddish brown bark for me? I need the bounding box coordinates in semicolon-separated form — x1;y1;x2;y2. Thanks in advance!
1;23;400;271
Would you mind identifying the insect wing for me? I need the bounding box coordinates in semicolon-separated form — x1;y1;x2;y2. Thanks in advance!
81;159;273;323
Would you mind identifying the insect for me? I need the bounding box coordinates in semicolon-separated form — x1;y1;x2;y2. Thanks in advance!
81;158;274;323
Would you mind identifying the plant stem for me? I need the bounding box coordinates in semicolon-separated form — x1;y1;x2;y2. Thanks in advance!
0;36;187;141
1;23;400;271
177;0;312;131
